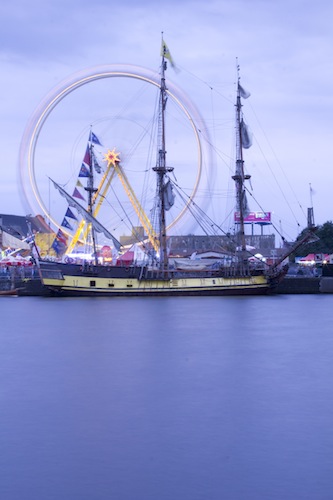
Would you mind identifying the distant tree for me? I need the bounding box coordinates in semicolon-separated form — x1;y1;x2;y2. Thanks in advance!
293;221;333;257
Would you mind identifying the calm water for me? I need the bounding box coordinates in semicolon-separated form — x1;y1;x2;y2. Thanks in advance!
1;294;333;500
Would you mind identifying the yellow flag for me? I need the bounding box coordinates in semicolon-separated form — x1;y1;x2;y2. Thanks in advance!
161;40;176;69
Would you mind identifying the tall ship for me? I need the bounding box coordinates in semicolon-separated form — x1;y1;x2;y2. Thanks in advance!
35;42;313;297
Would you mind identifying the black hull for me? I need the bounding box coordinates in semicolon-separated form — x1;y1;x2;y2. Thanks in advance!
45;286;273;298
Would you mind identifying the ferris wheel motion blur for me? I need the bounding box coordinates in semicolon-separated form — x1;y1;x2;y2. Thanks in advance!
18;64;213;249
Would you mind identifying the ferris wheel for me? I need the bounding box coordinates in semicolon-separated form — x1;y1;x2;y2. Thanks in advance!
18;64;214;244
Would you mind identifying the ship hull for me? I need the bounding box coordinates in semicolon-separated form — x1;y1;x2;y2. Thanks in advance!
39;261;276;297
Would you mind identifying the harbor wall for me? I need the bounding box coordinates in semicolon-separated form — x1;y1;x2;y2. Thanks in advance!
275;276;320;294
275;276;333;294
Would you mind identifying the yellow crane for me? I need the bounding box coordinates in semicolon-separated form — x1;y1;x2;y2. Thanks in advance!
66;148;159;254
104;149;159;253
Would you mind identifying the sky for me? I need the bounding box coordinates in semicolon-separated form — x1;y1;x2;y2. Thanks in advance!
1;0;333;243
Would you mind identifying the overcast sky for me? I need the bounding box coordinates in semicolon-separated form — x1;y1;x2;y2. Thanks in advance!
1;0;332;241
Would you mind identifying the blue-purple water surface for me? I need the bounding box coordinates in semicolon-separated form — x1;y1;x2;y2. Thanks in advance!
1;294;333;500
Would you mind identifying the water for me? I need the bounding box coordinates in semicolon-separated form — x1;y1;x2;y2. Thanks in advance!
1;295;333;500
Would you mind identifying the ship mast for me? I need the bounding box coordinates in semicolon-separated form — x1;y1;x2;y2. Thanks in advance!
232;64;251;257
84;131;99;265
153;39;174;272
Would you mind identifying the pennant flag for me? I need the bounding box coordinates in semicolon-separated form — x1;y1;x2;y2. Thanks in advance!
79;163;90;178
73;187;85;200
238;83;251;99
61;218;73;231
76;180;84;188
83;145;91;166
65;208;77;220
161;40;177;70
90;131;102;146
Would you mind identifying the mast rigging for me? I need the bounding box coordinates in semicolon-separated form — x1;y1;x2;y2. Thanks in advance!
153;39;174;272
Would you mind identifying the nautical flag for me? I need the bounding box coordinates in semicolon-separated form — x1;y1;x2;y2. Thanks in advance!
73;187;85;200
238;83;251;99
161;40;177;70
65;208;77;220
89;131;102;146
51;229;68;255
51;238;62;255
83;145;91;166
76;180;84;188
78;163;90;178
93;157;102;174
57;229;67;245
61;218;73;230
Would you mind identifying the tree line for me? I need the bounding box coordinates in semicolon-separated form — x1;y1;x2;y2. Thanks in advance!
294;221;333;257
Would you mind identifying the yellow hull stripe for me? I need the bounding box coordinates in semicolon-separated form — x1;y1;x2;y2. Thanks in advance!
42;274;269;294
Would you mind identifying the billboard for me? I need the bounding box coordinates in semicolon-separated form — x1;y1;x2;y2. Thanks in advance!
234;211;271;224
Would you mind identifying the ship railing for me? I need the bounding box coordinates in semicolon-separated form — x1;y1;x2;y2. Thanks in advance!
143;266;222;281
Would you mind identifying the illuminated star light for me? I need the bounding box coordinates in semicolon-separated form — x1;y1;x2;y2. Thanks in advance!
104;148;121;165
